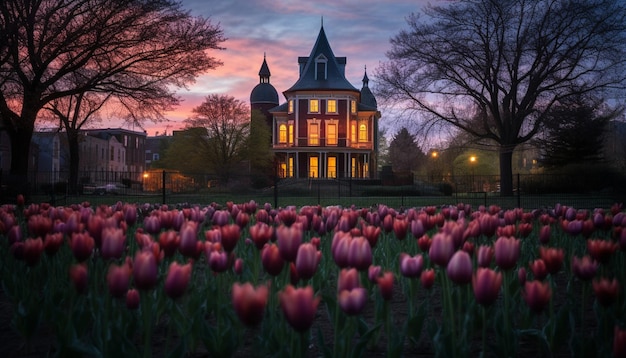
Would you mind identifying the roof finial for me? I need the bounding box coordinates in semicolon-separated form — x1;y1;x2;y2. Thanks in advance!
321;16;323;28
264;52;266;59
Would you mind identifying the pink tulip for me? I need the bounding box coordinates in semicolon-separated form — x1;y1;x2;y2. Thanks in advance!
399;253;424;278
164;261;193;299
523;280;552;313
593;278;620;307
472;268;502;306
126;289;140;310
368;265;382;284
279;285;320;332
70;232;95;262
232;282;269;326
377;271;394;300
133;251;158;290
429;233;455;267
44;232;64;256
447;250;473;285
220;224;241;252
295;243;320;280
249;222;274;249
331;232;351;268
338;287;368;315
261;243;284;276
571;255;598;281
476;245;494;268
338;268;360;292
539;246;564;275
529;259;548;280
276;224;303;262
179;221;199;257
23;237;44;266
347;236;372;271
69;263;88;294
159;230;180;258
101;227;126;260
107;262;132;298
494;236;520;270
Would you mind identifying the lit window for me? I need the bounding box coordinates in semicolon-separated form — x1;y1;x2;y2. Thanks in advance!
309;156;319;178
351;100;356;113
288;100;294;113
358;124;367;142
351;157;356;177
327;123;337;145
279;124;287;143
350;122;357;144
309;99;319;113
288;157;294;177
327;156;336;178
327;99;337;114
288;124;294;144
309;122;319;145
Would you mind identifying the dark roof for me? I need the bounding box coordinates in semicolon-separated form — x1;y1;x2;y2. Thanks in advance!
360;68;377;109
259;56;271;77
269;102;289;113
251;83;279;104
284;26;358;94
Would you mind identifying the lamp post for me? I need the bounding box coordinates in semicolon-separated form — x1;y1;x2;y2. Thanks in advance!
469;155;477;191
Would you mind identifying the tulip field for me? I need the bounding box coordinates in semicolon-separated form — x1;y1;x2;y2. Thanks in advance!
1;196;626;357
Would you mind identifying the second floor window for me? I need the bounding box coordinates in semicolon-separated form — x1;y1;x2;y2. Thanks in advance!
309;99;319;113
279;124;287;143
350;122;357;144
288;124;294;144
288;100;294;113
327;99;337;114
351;100;357;113
309;122;319;145
359;124;368;142
327;123;337;145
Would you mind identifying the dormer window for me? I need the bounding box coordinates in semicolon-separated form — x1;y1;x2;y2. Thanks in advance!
315;54;327;80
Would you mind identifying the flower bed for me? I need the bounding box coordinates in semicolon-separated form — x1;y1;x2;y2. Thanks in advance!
0;197;625;357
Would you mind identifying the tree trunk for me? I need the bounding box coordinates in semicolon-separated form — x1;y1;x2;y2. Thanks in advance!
6;125;34;199
67;130;80;194
499;149;514;196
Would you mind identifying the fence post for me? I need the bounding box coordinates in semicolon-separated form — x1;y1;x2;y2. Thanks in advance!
517;173;521;208
162;170;166;205
274;176;279;209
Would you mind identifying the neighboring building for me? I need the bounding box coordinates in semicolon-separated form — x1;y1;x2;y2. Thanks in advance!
145;134;172;169
31;131;64;184
251;25;380;179
81;128;146;175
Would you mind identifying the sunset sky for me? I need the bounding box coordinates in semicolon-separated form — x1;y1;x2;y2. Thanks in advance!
138;0;436;136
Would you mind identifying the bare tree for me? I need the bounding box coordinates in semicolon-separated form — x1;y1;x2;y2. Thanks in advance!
0;0;225;187
184;94;250;182
376;0;626;195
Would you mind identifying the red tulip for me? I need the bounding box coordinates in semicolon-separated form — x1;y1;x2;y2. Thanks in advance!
70;232;95;262
22;237;44;266
249;222;274;249
44;232;64;256
261;243;284;276
539;225;551;244
220;224;241;252
497;225;516;238
232;282;269;326
494;236;520;270
101;227;126;260
399;253;424;278
279;285;320;332
429;232;455;267
276;224;303;262
338;287;368;315
133;251;158;290
523;280;552;313
278;209;298;227
69;263;88;294
295;243;320;280
338;268;360;292
376;271;394;300
518;267;527;286
212;210;230;226
107;262;132;298
126;289;140;310
208;250;230;273
529;259;548;280
587;239;618;264
447;250;473;285
472;268;502;306
158;230;180;258
476;245;494;268
593;278;620;307
539;246;564;275
420;269;435;289
393;217;409;240
614;325;626;358
255;209;270;224
517;222;533;238
571;255;598;281
234;258;244;275
417;235;432;253
164;261;193;299
347;236;372;271
361;224;381;248
27;214;53;238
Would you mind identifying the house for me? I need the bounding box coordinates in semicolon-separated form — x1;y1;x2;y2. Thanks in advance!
80;128;146;182
31;131;65;184
251;25;380;179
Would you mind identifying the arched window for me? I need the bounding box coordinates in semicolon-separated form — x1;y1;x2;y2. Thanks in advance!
279;124;287;143
358;124;367;142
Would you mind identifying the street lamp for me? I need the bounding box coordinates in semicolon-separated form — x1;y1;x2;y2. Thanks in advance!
469;156;477;191
142;172;149;191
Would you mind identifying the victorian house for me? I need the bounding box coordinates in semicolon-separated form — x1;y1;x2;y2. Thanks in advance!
250;25;380;179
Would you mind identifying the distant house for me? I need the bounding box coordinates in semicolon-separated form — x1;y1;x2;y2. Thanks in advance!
250;25;381;179
80;128;145;183
145;135;172;169
31;131;65;184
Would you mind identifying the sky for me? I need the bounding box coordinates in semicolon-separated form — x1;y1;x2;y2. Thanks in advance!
137;0;437;136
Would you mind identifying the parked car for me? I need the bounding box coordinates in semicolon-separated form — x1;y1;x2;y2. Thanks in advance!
94;183;122;195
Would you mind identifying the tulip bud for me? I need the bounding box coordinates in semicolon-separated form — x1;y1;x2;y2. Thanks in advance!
164;261;192;299
279;285;320;332
133;251;158;290
126;289;140;310
232;282;268;326
69;263;88;294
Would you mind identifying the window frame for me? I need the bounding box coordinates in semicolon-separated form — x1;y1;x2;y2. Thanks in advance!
326;99;337;114
309;99;319;113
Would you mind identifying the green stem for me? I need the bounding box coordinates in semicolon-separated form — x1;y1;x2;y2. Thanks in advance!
333;299;341;357
142;292;153;358
481;306;487;358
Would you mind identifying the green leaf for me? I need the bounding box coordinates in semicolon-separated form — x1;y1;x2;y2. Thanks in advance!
316;325;333;358
351;322;381;358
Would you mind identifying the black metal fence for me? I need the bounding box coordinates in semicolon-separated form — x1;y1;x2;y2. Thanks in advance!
2;169;625;211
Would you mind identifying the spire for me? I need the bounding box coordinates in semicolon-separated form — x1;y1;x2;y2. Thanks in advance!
362;65;369;87
259;54;271;84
